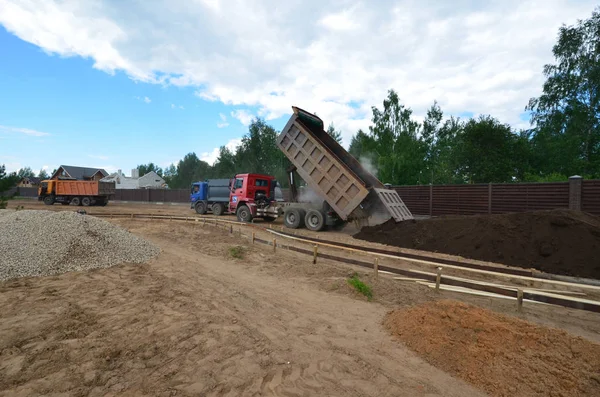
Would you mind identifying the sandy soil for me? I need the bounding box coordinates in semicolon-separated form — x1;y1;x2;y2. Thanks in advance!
2;213;600;396
385;300;600;397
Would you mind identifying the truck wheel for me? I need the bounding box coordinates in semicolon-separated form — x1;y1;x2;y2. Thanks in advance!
81;197;91;206
212;203;225;216
71;197;81;206
195;201;207;215
305;209;326;231
43;196;55;205
236;205;253;222
284;208;305;229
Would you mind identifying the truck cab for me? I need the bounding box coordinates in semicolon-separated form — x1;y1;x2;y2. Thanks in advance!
229;173;279;222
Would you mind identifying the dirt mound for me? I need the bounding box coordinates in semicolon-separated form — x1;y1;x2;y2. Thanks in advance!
354;209;600;279
0;210;160;281
384;300;600;397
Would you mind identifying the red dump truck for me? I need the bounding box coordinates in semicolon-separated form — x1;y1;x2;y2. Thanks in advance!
38;179;116;206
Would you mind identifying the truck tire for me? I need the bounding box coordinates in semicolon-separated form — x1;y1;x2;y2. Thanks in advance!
195;201;207;215
81;197;91;206
284;208;305;229
212;203;225;216
305;209;326;231
43;196;55;205
236;205;253;222
71;197;81;206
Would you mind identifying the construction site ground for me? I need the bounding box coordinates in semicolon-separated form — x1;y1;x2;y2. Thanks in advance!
2;200;600;396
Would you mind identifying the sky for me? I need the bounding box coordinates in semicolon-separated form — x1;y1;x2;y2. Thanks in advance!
0;0;597;175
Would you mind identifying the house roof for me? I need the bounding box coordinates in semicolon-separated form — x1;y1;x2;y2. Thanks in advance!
20;177;41;184
52;165;108;180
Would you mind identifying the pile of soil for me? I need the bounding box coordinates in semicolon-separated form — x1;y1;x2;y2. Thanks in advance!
384;300;600;397
354;209;600;279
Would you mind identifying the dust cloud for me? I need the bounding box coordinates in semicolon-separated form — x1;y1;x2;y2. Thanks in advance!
359;155;378;177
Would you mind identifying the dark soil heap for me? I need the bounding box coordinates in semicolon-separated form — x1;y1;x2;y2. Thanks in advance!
354;209;600;279
384;300;600;397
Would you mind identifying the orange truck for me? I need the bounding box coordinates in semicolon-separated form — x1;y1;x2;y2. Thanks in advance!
38;179;116;206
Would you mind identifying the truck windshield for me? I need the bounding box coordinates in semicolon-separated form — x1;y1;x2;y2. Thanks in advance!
191;185;199;193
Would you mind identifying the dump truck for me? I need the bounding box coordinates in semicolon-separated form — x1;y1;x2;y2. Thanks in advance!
38;179;115;206
224;106;413;231
190;178;232;215
273;106;413;230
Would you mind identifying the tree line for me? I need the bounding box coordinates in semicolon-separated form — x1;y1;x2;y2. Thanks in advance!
2;7;599;191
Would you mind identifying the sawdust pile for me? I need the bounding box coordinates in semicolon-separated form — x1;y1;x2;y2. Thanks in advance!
384;300;600;397
355;209;600;279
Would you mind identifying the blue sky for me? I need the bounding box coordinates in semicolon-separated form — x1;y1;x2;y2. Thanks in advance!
0;27;289;174
0;0;597;175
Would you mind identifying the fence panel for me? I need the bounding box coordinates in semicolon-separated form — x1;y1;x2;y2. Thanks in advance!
394;185;430;215
582;180;600;215
431;184;489;216
491;182;569;214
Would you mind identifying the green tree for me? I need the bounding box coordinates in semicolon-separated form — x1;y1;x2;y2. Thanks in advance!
367;89;426;185
526;7;600;177
137;163;163;177
162;164;177;187
453;115;524;183
37;168;49;180
326;122;343;144
236;118;288;184
17;167;35;179
0;164;20;207
212;146;237;178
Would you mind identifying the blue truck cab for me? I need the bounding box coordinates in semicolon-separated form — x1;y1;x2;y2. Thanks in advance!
190;178;232;216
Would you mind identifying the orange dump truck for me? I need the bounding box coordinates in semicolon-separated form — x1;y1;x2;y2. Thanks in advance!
38;179;116;206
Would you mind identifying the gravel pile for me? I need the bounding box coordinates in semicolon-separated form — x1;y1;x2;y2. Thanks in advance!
0;210;160;281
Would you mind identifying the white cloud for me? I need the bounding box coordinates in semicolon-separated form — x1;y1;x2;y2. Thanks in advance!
171;103;184;109
0;124;50;137
217;112;229;128
134;96;151;103
231;109;254;126
0;0;597;146
200;138;242;165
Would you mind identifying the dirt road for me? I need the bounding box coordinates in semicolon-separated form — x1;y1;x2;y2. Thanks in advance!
2;216;600;396
1;218;487;396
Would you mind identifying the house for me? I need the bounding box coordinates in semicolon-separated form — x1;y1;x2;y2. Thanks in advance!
101;169;167;189
51;165;108;181
17;177;41;187
138;171;167;189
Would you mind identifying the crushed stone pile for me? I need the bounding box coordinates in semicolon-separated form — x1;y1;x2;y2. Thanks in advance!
0;210;160;281
354;209;600;279
384;300;600;397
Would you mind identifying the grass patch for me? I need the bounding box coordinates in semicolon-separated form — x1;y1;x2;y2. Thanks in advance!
347;273;373;300
228;246;246;259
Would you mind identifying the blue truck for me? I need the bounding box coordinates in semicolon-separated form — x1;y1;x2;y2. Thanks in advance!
190;178;232;215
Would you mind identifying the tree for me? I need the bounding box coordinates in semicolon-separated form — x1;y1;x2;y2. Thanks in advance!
526;7;600;177
453;115;524;183
212;146;237;178
0;164;20;207
17;167;35;179
367;89;426;185
162;164;177;187
326;123;343;144
38;169;49;179
137;163;163;177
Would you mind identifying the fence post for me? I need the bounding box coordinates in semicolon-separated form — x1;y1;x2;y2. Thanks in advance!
488;183;492;214
429;184;433;216
568;175;583;211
